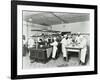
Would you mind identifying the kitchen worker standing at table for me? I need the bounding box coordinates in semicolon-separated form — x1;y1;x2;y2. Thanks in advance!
79;36;87;65
76;35;87;65
61;34;68;61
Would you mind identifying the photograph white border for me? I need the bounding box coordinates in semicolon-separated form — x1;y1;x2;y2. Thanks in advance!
17;5;95;75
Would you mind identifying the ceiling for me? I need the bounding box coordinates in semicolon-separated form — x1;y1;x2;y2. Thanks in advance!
23;11;89;26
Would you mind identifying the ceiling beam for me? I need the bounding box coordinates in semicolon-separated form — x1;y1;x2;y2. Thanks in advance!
51;12;67;23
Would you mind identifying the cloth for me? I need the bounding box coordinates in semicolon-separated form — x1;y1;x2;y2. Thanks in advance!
80;47;87;63
50;41;58;58
62;44;67;57
46;48;52;58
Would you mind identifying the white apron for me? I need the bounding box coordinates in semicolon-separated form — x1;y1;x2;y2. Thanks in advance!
61;38;67;57
52;46;57;58
50;41;58;58
80;47;87;63
62;44;67;57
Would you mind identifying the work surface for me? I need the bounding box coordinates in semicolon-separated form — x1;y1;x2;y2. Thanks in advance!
66;44;83;52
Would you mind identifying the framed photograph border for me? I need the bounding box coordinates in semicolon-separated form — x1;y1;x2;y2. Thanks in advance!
11;1;98;79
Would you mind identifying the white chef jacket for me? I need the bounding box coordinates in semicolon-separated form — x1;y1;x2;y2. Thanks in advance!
61;38;67;57
23;39;27;46
75;36;81;44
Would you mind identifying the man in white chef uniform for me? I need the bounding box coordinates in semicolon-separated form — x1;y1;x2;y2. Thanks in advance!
50;37;58;60
61;34;68;61
80;36;87;65
76;34;87;65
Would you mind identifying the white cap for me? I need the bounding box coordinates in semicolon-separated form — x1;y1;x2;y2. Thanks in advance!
64;34;67;38
53;37;56;40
